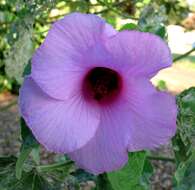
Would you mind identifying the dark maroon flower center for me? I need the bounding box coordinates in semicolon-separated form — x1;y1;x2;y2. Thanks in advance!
83;67;122;104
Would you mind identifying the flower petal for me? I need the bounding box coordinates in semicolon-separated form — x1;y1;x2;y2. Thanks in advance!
105;30;172;78
19;77;100;153
31;13;116;100
68;78;176;174
69;101;131;174
125;78;177;151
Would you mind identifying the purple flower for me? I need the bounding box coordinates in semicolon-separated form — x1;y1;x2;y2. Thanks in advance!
19;13;177;174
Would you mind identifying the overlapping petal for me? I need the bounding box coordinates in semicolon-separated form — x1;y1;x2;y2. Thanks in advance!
19;77;100;153
69;100;131;174
31;13;117;100
105;30;172;78
124;78;177;151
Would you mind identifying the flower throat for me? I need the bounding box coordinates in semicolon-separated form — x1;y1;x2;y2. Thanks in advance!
83;67;122;104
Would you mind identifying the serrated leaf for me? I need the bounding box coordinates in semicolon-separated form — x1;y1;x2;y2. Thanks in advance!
107;151;146;190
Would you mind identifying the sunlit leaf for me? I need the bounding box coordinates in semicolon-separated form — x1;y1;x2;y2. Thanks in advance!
140;159;153;190
107;151;146;190
120;23;138;31
5;18;34;84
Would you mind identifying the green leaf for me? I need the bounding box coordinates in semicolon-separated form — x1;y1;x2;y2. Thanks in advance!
154;25;166;39
140;159;153;190
0;155;17;166
0;156;44;190
156;80;167;91
16;147;32;179
31;173;53;190
120;23;138;31
1;168;53;190
20;118;39;149
36;160;75;189
138;5;167;39
107;151;146;190
5;17;34;84
173;87;195;188
22;61;31;77
174;152;195;190
16;118;39;179
64;175;80;190
0;156;19;190
95;173;114;190
174;151;195;185
37;160;73;173
72;169;96;183
21;119;40;164
173;87;195;163
1;156;70;189
31;146;40;165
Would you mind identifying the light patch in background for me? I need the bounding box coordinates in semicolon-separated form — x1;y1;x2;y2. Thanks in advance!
152;25;195;94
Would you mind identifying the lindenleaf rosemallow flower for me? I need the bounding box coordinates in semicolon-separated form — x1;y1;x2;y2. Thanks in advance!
19;13;177;174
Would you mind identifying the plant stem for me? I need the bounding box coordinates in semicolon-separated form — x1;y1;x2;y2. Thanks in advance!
173;48;195;62
147;155;175;162
36;160;73;172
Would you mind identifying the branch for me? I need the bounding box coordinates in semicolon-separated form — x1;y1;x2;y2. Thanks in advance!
173;47;195;62
147;155;175;162
36;160;74;172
